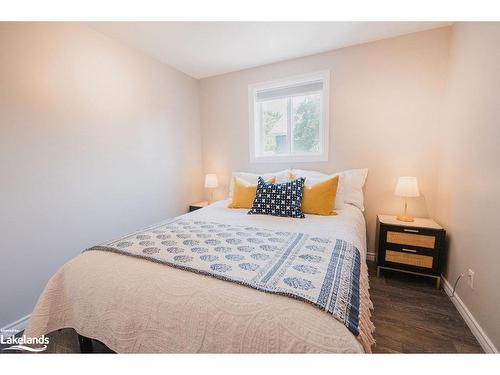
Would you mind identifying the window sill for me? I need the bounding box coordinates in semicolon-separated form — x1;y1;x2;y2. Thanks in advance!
250;153;328;163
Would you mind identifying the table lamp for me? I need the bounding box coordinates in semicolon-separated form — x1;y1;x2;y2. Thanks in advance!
394;176;420;222
204;174;218;203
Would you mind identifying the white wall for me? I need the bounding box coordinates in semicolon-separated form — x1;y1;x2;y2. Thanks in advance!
0;23;204;327
436;22;500;351
199;27;451;255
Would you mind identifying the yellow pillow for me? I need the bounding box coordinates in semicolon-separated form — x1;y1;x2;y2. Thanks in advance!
228;176;276;209
301;176;339;216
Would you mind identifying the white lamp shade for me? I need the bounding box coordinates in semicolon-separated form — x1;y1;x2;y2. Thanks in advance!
204;174;218;189
394;177;420;197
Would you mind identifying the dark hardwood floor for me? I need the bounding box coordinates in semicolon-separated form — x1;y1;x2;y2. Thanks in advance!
368;261;483;353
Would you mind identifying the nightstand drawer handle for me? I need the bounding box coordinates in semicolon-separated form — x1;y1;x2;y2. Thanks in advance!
401;248;418;253
403;229;419;233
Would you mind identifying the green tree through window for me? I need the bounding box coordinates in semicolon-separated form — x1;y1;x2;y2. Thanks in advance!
263;110;283;152
293;97;320;152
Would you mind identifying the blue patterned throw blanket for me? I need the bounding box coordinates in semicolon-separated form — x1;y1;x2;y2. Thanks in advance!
86;218;362;336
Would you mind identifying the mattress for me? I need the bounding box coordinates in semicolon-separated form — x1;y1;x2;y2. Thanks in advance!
25;200;374;353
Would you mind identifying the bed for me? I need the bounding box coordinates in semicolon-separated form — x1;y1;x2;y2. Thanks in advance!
25;199;375;353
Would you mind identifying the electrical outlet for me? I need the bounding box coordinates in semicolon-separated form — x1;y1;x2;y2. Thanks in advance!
467;269;475;289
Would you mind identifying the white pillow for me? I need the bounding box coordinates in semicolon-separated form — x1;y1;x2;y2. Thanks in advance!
227;169;291;198
291;169;345;210
290;169;326;180
340;168;368;211
291;168;368;211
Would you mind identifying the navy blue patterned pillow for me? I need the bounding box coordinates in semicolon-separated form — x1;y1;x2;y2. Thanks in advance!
248;176;305;218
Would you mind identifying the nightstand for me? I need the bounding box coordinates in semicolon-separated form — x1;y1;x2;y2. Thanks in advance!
376;215;446;288
189;201;210;212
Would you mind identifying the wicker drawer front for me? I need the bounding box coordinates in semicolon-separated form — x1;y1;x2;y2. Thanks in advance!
385;250;433;269
386;231;435;249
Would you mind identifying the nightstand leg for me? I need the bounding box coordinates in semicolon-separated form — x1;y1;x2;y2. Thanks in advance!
436;277;441;289
377;266;380;278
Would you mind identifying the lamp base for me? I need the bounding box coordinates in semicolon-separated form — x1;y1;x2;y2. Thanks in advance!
397;215;415;222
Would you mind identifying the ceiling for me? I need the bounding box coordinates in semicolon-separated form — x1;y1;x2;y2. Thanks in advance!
89;22;451;79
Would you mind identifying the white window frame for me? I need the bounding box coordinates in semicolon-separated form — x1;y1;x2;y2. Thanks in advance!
248;70;330;163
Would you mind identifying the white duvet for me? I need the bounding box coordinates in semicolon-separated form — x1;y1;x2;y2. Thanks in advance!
187;200;367;260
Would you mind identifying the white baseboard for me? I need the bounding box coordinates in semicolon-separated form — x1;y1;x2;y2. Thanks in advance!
366;251;376;261
441;276;498;353
0;314;31;338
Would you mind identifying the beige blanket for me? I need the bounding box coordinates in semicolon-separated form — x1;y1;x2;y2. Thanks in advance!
26;250;374;353
25;202;375;353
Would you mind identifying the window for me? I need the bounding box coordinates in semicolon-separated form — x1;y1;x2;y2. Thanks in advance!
249;71;329;163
